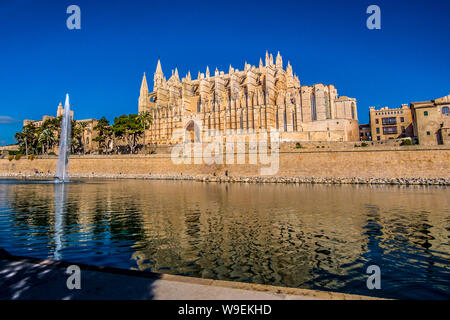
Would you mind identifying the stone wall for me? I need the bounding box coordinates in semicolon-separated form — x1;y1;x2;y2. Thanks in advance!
1;148;449;179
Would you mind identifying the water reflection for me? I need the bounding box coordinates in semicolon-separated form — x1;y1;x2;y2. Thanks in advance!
53;183;66;260
0;179;448;299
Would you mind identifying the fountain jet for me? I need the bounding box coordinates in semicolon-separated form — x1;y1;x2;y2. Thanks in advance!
55;94;72;182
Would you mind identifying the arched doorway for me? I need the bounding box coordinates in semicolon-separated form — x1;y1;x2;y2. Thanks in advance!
185;120;200;143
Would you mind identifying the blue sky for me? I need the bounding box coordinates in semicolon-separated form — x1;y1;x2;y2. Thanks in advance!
0;0;449;145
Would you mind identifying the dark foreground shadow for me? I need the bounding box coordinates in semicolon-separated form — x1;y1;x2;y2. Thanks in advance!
0;248;160;300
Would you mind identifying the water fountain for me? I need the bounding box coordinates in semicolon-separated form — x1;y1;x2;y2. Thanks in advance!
55;94;72;182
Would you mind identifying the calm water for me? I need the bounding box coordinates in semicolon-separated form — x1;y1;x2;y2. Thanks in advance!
0;178;448;299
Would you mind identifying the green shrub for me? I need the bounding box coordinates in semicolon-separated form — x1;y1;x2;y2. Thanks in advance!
400;139;413;146
295;142;303;149
28;154;35;160
48;152;56;156
8;150;20;156
8;155;14;161
361;142;368;147
14;154;23;160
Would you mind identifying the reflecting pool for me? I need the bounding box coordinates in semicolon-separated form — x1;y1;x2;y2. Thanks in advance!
0;178;448;299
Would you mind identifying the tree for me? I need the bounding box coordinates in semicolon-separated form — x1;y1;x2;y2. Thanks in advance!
93;117;111;154
111;114;144;154
70;119;83;154
14;132;26;155
15;123;37;156
42;117;61;132
137;111;152;153
77;121;90;154
38;129;54;154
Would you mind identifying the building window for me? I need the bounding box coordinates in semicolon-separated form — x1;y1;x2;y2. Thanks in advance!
424;111;428;116
351;102;356;120
259;108;262;129
377;136;380;141
383;127;398;135
402;126;405;133
240;111;243;131
426;131;430;135
325;94;331;119
275;109;279;130
400;117;404;122
442;106;449;114
310;92;317;121
376;128;380;134
375;119;379;124
382;117;397;125
292;111;296;131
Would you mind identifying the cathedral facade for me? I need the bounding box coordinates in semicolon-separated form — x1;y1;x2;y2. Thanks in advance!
138;52;359;144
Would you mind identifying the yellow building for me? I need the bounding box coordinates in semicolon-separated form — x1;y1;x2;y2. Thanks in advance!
138;52;360;144
369;104;413;141
410;95;450;145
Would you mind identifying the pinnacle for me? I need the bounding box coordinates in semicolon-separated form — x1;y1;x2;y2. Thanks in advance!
156;59;163;74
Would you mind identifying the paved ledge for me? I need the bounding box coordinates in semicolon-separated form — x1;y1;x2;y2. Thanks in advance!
1;173;449;185
0;249;379;300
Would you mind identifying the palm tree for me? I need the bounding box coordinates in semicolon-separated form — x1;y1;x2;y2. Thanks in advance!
38;129;54;155
14;132;26;155
137;111;152;153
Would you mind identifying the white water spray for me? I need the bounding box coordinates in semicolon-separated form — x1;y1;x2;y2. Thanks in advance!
55;94;72;182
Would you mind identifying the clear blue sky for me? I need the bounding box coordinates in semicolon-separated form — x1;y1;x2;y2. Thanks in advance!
0;0;449;145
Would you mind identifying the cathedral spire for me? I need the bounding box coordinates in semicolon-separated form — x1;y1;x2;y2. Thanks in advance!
139;72;149;112
206;66;210;77
276;51;283;69
265;51;270;66
140;72;148;93
287;61;293;75
154;60;165;89
156;59;163;74
259;58;263;69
